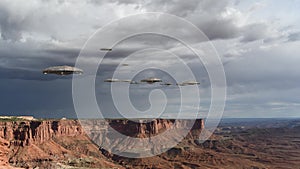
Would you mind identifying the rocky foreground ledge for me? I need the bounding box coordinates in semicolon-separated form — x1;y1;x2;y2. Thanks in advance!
0;117;205;168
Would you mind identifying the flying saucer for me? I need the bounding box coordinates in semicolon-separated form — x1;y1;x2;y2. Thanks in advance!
104;79;134;83
160;82;173;86
140;77;162;84
104;78;121;82
130;81;139;84
100;48;112;51
43;66;83;75
178;80;200;86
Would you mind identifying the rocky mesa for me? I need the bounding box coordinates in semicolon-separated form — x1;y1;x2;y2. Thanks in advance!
0;118;205;168
0;120;83;147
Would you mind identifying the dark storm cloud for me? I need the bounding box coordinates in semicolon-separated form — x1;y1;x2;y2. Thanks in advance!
0;78;76;118
90;0;200;16
287;32;300;42
143;0;201;17
196;18;241;40
0;4;25;41
43;48;80;59
146;0;268;42
0;0;287;44
0;64;74;81
66;0;277;42
0;41;81;80
240;23;269;42
0;66;45;81
104;0;231;17
0;0;299;118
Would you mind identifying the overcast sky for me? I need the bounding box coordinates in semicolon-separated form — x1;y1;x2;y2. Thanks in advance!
0;0;300;118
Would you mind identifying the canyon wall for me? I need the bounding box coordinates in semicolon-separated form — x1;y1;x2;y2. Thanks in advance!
82;119;205;156
0;119;204;147
107;119;204;138
0;120;83;146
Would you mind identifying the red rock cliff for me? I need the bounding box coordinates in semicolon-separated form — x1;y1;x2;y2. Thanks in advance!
107;119;204;138
0;120;83;146
0;118;204;148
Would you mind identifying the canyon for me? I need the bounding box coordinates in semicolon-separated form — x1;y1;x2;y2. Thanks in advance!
1;117;300;169
0;118;205;168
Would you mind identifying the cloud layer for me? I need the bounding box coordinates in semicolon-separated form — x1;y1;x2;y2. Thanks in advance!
0;0;300;118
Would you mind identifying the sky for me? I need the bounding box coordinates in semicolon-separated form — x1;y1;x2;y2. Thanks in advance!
0;0;300;118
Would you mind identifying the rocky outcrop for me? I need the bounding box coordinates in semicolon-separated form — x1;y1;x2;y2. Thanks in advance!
0;119;204;148
80;119;205;157
107;119;204;138
0;137;9;167
0;120;83;147
0;118;205;168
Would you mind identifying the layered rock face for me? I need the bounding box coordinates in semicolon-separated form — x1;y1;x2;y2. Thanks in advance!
80;119;205;157
0;119;204;147
107;119;204;138
0;120;83;147
0;119;124;168
0;118;205;168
